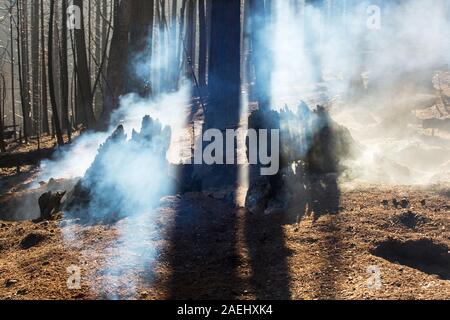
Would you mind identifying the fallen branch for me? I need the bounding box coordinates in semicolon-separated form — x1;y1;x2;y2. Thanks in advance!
0;147;56;168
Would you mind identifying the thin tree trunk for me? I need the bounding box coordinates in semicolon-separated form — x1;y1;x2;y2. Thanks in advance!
73;0;96;129
99;0;109;112
48;0;65;146
60;0;71;140
160;0;169;92
94;0;103;116
0;74;6;152
177;0;188;82
9;0;17;139
52;3;62;128
88;0;92;73
40;0;49;134
171;0;178;88
186;0;196;81
17;0;32;142
31;0;40;136
198;0;207;88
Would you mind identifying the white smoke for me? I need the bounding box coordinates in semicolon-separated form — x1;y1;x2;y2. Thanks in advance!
267;0;450;185
38;85;191;184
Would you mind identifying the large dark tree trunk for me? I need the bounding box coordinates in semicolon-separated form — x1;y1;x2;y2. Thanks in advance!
94;0;103;116
126;0;154;97
40;0;49;135
100;0;133;127
205;0;241;130
185;0;196;82
73;0;96;129
248;0;272;112
198;0;207;89
9;0;17;140
170;0;178;89
31;0;40;135
200;0;241;190
48;0;64;146
61;0;71;140
17;0;32;142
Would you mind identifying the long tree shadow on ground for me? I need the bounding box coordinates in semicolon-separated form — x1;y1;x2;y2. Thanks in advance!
243;204;293;299
165;103;348;299
165;180;241;300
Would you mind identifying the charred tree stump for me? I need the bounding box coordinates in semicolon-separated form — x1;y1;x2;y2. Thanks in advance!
64;116;173;224
245;103;356;222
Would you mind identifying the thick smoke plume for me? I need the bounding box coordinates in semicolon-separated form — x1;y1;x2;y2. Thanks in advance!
53;86;189;298
36;18;191;296
265;0;450;185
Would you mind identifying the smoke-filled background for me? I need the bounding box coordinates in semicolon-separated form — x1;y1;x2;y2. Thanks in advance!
267;0;450;185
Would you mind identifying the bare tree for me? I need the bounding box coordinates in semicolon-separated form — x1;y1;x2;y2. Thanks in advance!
248;0;273;111
0;74;6;152
40;0;49;134
16;0;32;142
31;0;40;135
100;0;133;126
126;0;154;97
73;0;96;129
9;0;17;139
185;0;196;81
206;0;241;129
60;0;71;140
48;0;64;146
198;0;207;89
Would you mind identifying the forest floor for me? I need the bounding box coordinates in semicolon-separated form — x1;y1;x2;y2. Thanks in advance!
1;77;449;300
0;171;449;300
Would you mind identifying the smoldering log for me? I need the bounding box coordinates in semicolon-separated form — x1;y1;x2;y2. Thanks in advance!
0;148;56;168
37;191;67;221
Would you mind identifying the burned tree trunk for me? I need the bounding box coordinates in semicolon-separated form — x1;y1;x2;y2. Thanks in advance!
125;0;154;97
48;0;65;146
248;0;273;111
198;0;207;89
185;0;196;82
17;0;32;142
73;0;96;129
40;0;50;135
60;0;71;140
245;103;356;222
0;74;5;152
206;0;241;130
100;0;133;127
31;0;40;136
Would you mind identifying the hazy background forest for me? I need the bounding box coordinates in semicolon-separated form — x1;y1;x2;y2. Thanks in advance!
0;0;449;185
